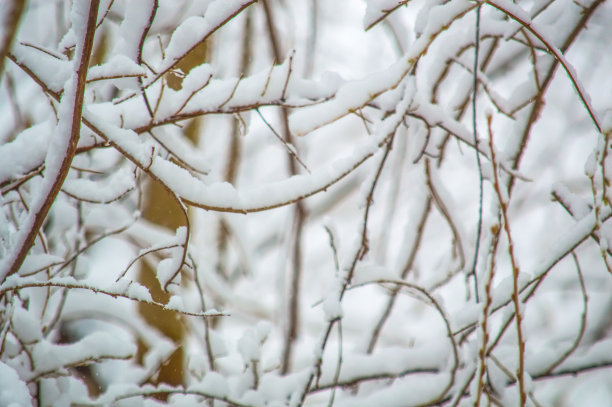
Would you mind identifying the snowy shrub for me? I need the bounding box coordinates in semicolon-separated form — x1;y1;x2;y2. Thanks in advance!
1;0;612;405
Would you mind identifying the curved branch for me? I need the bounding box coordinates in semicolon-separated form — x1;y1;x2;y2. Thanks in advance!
485;0;602;133
351;278;460;405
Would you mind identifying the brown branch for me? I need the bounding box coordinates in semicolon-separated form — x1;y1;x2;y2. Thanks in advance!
487;114;526;407
425;158;466;271
9;50;391;215
0;0;25;81
474;217;502;406
366;196;432;353
261;0;308;374
0;279;226;318
294;139;395;405
137;0;158;118
190;254;217;372
1;0;100;281
114;0;257;105
364;1;408;31
132;98;320;134
110;387;255;407
504;0;605;192
310;366;439;394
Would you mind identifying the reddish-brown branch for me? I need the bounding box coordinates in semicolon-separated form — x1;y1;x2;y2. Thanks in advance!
2;0;100;280
501;0;605;192
486;0;601;133
475;219;502;406
487;115;526;407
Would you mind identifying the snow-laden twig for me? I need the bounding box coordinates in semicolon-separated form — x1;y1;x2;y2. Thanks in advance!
485;0;602;133
0;277;226;318
0;0;100;282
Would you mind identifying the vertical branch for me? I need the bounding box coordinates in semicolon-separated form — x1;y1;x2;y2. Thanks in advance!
593;128;612;274
304;0;318;77
282;202;306;374
588;146;612;274
191;254;217;372
224;8;252;184
327;320;343;407
261;0;307;374
425;158;466;272
470;4;483;303
137;0;158;119
487;115;526;407
295;139;395;407
474;219;501;406
0;0;100;281
214;15;250;292
541;252;588;374
0;0;25;82
262;0;282;64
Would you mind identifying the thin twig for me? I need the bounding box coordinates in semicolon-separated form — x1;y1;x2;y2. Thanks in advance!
327;320;343;407
255;108;310;173
470;4;484;303
542;252;588;374
474;216;501;406
487;114;526;407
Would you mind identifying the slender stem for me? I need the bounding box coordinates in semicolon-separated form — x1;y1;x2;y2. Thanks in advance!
137;0;158;119
487;115;526;407
470;4;483;303
506;0;605;193
474;216;501;406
